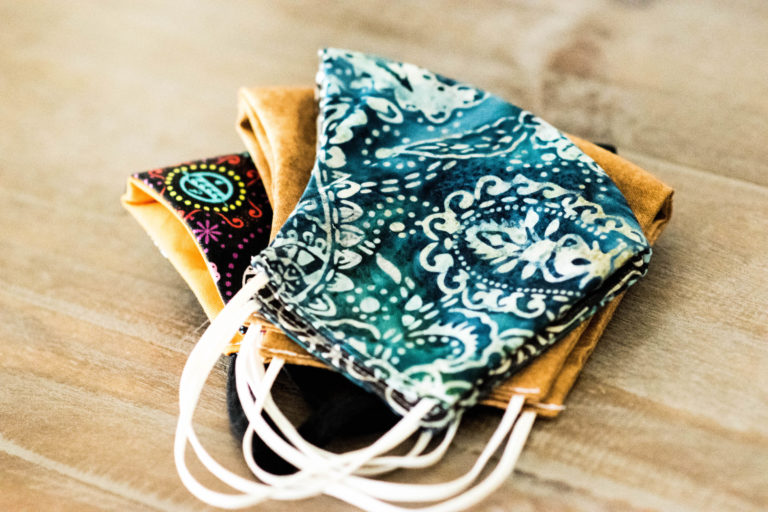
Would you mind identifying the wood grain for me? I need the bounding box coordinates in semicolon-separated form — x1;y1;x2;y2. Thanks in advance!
1;0;766;510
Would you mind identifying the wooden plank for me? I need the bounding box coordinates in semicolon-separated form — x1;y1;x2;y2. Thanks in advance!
590;151;768;432
1;446;167;512
1;1;766;188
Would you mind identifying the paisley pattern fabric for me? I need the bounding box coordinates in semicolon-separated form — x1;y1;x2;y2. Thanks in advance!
250;49;651;427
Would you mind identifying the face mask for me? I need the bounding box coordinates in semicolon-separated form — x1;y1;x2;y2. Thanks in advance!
122;94;672;430
172;49;672;511
251;47;653;426
121;87;673;481
236;87;673;418
122;153;272;322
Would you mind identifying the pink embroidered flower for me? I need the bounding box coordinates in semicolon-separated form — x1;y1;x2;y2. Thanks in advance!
193;219;222;245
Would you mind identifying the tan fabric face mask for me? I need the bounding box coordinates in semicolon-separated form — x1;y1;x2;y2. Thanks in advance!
236;86;673;417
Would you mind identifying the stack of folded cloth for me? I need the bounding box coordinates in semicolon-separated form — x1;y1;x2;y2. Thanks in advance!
123;49;672;511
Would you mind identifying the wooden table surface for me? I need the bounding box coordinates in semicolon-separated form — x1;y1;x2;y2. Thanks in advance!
2;1;767;510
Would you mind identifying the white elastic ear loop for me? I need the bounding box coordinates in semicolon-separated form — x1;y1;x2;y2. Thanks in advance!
178;291;339;503
235;341;435;481
237;364;442;500
235;329;342;489
234;343;324;493
236;321;461;477
236;324;451;479
177;325;333;503
338;394;526;503
175;275;323;505
326;405;536;512
175;273;536;512
176;278;339;504
177;274;265;407
236;354;335;499
352;425;454;476
174;275;280;508
234;344;441;490
330;410;536;512
235;323;437;477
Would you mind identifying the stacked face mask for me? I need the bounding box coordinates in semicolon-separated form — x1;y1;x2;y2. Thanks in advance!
236;86;673;418
246;48;652;427
124;49;673;511
122;153;272;316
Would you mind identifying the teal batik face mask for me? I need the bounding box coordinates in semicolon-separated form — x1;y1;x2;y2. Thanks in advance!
249;49;650;426
174;49;652;511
